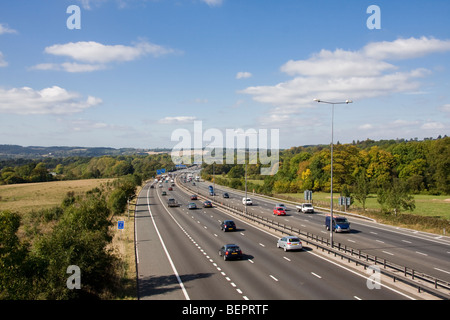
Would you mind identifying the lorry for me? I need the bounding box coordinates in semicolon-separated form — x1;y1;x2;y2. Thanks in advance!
296;203;315;213
167;198;179;207
325;215;350;232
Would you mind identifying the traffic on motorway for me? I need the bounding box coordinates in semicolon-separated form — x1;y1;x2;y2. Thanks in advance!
135;169;449;300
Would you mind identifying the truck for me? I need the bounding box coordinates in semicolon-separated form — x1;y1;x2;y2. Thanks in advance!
167;198;179;207
325;215;350;232
296;203;315;213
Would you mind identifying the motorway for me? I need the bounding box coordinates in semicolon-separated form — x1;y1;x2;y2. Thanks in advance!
190;176;450;285
134;172;449;300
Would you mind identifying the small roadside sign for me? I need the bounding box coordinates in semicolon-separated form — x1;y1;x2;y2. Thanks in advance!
118;221;124;230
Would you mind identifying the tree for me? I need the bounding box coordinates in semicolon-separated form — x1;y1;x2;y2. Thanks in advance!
353;171;370;211
0;211;43;299
377;179;415;215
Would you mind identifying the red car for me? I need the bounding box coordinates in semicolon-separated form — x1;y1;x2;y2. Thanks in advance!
168;187;173;191
273;206;286;216
190;195;198;200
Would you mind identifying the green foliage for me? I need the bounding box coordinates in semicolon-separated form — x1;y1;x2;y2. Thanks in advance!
377;179;416;215
0;179;138;299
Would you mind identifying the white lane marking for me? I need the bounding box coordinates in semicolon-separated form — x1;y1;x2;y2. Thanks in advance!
146;187;190;300
434;267;450;275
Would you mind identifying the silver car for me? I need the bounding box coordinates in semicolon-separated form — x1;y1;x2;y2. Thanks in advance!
277;236;302;251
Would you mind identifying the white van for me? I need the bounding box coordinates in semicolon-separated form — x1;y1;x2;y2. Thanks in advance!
242;197;253;205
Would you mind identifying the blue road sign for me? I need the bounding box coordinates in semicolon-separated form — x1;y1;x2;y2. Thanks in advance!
118;221;124;230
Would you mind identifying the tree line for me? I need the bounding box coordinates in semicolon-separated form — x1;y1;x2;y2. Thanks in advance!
0;153;176;185
201;137;449;214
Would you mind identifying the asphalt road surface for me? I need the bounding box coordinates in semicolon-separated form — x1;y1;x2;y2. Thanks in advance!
134;176;441;300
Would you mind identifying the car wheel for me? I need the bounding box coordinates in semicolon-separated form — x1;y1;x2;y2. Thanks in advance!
284;247;287;252
223;255;227;261
277;243;280;248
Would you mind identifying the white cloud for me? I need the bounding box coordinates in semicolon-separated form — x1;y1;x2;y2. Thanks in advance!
77;0;108;10
45;40;174;63
0;23;18;35
158;116;197;124
31;62;107;73
240;36;450;124
439;104;450;113
0;52;7;67
33;40;177;72
202;0;224;7
421;121;445;130
0;86;102;115
359;124;373;130
236;71;252;79
363;36;450;60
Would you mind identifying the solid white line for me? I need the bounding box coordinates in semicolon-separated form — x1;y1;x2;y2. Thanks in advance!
434;267;450;275
306;250;416;300
147;187;190;300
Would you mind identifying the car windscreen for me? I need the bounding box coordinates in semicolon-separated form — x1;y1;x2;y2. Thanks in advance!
288;238;300;243
335;218;348;223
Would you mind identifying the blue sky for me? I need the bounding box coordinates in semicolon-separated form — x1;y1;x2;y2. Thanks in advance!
0;0;449;149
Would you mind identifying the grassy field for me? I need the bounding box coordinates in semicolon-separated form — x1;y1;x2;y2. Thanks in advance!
0;178;114;213
276;192;450;220
0;178;138;299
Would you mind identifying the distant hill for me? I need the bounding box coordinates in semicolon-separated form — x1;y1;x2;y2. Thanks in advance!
0;144;170;159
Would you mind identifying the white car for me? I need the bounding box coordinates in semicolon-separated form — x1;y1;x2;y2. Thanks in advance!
242;197;253;205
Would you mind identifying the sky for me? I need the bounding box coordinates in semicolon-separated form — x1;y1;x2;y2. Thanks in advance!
0;0;449;150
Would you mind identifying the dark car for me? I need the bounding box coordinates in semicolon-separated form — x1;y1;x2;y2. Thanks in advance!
223;192;229;198
220;220;236;232
190;195;198;200
219;244;243;261
203;200;212;208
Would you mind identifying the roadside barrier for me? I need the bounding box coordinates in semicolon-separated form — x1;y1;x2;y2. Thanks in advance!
176;178;450;300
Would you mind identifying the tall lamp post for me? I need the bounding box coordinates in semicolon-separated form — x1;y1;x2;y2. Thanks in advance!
313;98;353;247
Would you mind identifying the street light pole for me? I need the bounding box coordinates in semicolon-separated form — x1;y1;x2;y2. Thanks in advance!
313;98;353;247
245;161;247;215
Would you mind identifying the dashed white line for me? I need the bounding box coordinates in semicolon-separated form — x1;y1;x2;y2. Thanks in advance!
311;272;322;279
269;275;278;281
